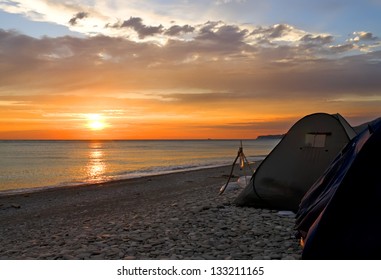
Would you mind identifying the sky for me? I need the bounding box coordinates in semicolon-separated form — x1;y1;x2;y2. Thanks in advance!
0;0;381;140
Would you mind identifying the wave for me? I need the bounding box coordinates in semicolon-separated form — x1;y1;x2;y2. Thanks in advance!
0;138;276;195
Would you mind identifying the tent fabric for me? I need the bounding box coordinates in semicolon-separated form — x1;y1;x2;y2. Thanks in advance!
233;113;357;211
295;117;381;260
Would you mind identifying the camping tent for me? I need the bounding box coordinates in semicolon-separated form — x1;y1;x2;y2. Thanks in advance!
233;113;357;211
295;117;381;259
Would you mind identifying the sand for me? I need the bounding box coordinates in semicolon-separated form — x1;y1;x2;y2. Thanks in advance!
0;164;302;260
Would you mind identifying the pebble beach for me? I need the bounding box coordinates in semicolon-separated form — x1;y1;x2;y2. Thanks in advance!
0;165;302;260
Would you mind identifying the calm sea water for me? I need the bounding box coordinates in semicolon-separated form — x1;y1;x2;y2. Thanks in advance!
0;139;279;194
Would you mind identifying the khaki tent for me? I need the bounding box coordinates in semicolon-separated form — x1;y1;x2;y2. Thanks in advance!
233;113;357;211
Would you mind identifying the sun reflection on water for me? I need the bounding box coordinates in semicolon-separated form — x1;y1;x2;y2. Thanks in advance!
86;141;107;182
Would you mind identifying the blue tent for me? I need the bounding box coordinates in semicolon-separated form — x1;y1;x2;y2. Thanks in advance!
295;117;381;259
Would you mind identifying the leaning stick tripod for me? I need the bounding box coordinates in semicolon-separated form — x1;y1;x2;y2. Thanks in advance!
219;140;253;195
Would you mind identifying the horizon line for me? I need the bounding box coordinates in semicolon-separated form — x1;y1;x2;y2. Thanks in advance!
0;138;265;141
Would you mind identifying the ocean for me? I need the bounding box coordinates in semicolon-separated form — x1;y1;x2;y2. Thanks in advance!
0;139;279;194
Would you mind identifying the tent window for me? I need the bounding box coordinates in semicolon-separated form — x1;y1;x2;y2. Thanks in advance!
305;133;328;148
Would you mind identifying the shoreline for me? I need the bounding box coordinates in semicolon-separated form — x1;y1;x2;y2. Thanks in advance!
0;163;236;197
0;164;302;260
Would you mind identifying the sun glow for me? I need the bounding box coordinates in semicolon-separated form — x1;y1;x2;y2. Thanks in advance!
86;114;106;130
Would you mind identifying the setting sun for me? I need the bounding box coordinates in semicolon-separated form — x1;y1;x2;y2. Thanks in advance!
86;114;106;130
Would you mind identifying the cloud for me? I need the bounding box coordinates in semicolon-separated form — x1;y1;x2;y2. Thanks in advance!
68;11;88;26
300;34;334;45
250;24;305;42
201;119;293;133
1;2;380;138
119;17;164;39
328;43;356;53
106;19;196;40
351;31;378;42
196;21;248;43
215;0;247;4
164;24;195;36
1;1;380;56
1;27;381;99
0;22;380;138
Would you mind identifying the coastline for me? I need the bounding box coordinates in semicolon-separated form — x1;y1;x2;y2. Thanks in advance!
0;164;302;260
0;138;276;193
0;163;236;196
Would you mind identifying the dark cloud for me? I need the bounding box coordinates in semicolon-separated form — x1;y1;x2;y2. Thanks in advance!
300;34;334;45
120;17;164;39
328;43;356;53
69;12;88;26
0;27;380;104
198;23;248;42
198;21;221;34
164;24;195;36
196;21;248;42
250;24;293;39
190;21;248;54
108;20;194;38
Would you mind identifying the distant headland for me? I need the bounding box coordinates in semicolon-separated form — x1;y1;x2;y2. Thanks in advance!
255;134;284;140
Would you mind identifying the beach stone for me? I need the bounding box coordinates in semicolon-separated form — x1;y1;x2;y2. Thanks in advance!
0;166;302;260
282;255;297;260
124;255;136;260
77;252;92;259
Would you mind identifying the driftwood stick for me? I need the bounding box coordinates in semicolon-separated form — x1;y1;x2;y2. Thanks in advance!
219;153;240;195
